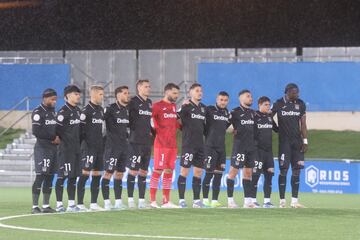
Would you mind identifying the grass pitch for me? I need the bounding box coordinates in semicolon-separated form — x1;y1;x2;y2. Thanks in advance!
0;188;359;240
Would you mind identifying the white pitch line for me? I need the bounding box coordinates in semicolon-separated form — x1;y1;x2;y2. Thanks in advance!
0;213;232;240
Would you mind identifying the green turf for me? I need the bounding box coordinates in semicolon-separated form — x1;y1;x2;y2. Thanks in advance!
0;188;359;240
0;128;25;149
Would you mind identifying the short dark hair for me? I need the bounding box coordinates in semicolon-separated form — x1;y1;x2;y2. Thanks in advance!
258;96;270;105
115;86;128;96
238;89;250;96
218;91;229;97
164;83;180;92
64;84;81;97
136;79;150;89
189;83;201;90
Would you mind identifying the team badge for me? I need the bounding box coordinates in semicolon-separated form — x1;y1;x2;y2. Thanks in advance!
201;107;205;113
295;104;300;110
33;114;40;121
268;117;272;122
57;115;64;122
80;113;86;121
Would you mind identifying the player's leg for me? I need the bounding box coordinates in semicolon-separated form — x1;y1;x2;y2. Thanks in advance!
290;145;305;208
192;148;204;208
89;149;104;210
250;151;262;207
127;144;140;208
161;148;177;207
41;148;57;213
243;150;256;208
178;148;192;208
101;171;113;210
202;171;214;207
55;175;66;212
263;150;275;208
250;171;261;207
211;170;223;207
101;148;116;210
137;144;151;209
77;170;90;209
227;148;243;208
66;166;78;211
150;147;164;207
211;148;226;208
242;167;254;208
113;146;128;209
202;146;215;207
192;167;203;208
278;141;291;208
77;145;92;210
32;174;44;214
55;150;66;212
31;147;46;213
227;166;239;208
41;174;54;213
113;171;125;209
67;154;80;212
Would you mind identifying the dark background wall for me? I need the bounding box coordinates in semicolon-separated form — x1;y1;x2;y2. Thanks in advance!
1;0;360;50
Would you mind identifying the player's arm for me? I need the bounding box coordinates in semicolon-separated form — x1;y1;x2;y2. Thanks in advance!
150;104;158;137
79;107;88;143
176;114;182;129
128;99;136;129
300;103;308;153
272;118;279;133
226;109;232;129
270;102;279;133
176;104;189;130
229;109;238;135
32;111;56;141
103;106;114;132
203;106;211;136
56;109;67;139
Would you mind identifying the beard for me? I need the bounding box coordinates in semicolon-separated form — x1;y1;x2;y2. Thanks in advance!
167;96;177;103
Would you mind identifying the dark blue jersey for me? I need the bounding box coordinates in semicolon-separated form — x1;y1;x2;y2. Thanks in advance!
230;106;256;151
32;103;57;147
272;97;306;145
178;100;206;149
80;101;104;148
204;105;231;148
128;95;153;145
56;102;81;153
104;101;129;146
254;111;275;152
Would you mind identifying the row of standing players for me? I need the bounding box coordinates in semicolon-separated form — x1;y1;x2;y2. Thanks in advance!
30;81;308;214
